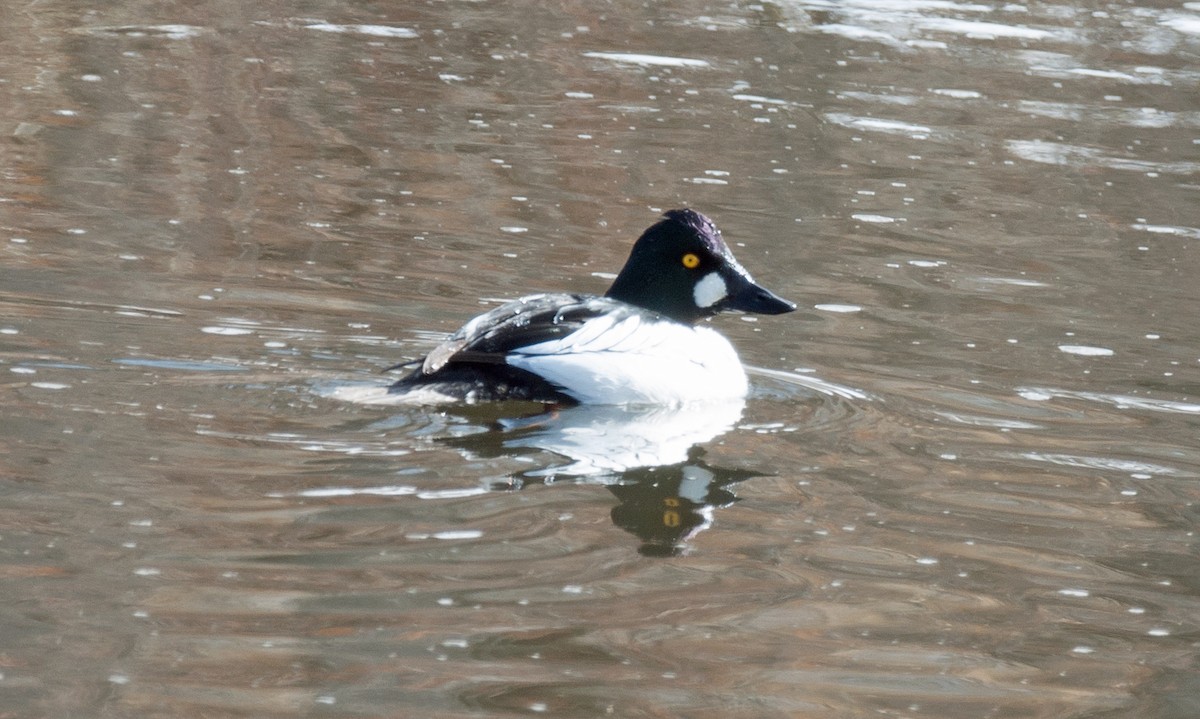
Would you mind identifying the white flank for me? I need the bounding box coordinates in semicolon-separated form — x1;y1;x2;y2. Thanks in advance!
506;316;747;405
693;272;728;309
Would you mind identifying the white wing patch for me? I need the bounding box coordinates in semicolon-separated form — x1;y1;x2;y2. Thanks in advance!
505;314;747;405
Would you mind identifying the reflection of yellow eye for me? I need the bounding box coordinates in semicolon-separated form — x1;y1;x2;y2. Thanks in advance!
681;253;700;269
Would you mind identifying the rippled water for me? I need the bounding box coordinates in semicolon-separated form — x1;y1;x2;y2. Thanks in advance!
3;1;1199;717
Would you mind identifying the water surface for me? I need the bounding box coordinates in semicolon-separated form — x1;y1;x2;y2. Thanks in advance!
3;1;1199;717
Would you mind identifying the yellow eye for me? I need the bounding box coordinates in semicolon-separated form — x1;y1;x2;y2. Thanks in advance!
681;253;700;269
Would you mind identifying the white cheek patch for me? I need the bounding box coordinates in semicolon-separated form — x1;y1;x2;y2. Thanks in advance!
693;271;728;308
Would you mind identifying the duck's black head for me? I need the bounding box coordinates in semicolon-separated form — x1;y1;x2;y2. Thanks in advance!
604;208;796;324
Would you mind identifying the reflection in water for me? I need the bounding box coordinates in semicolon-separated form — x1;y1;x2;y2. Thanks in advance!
607;460;760;557
492;401;745;477
320;388;774;553
447;400;759;555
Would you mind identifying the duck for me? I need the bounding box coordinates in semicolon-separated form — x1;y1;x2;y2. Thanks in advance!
387;208;795;405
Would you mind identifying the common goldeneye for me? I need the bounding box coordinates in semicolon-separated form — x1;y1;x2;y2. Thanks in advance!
387;208;795;405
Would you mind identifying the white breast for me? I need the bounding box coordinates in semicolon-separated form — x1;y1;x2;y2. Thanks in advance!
504;314;748;405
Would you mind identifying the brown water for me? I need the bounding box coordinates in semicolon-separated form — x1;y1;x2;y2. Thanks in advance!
3;1;1199;717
